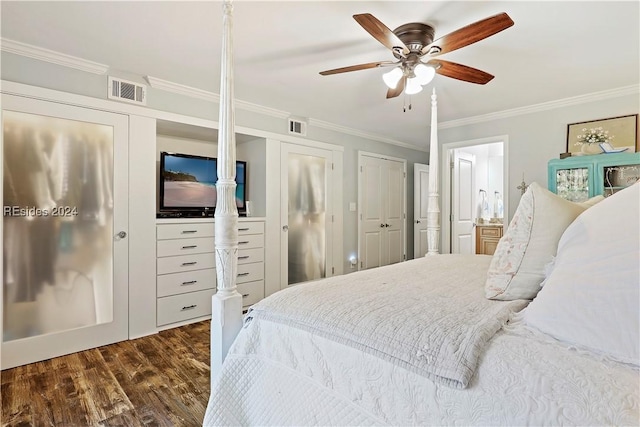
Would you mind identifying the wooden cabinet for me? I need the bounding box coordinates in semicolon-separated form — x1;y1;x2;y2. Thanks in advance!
548;153;640;201
155;219;265;328
476;225;503;255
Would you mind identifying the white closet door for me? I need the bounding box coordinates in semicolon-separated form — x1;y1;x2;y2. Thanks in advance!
360;156;385;269
1;94;129;369
384;159;405;265
359;153;406;269
280;143;333;286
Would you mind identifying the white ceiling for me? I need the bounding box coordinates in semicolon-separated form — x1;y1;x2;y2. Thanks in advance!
1;1;639;149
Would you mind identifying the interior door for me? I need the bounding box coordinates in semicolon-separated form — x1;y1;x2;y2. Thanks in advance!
1;94;129;369
359;154;405;269
280;143;332;286
451;150;475;254
384;159;405;264
360;156;384;269
413;163;429;258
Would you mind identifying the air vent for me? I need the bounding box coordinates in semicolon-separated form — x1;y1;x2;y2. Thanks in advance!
288;117;307;136
108;76;147;105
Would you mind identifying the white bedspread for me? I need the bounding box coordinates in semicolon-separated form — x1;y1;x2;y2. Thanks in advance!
204;257;639;426
246;254;526;389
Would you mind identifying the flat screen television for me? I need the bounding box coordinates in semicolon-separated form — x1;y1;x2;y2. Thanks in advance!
159;151;247;216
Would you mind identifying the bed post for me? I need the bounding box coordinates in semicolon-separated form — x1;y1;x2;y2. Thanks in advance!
211;0;242;382
426;88;440;255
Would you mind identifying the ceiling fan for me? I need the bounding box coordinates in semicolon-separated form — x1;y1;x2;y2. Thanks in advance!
319;12;514;98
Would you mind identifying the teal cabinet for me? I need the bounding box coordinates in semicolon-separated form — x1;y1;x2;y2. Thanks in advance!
548;152;640;201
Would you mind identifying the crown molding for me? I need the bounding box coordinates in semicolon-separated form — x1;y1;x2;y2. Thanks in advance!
0;38;108;75
146;75;289;119
146;75;218;102
439;84;640;129
308;118;423;150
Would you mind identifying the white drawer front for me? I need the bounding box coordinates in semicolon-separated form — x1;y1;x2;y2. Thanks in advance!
238;280;265;307
157;268;216;298
237;262;264;284
157;289;215;326
237;233;264;250
157;223;214;240
157;253;215;275
237;221;265;235
157;237;215;258
238;247;264;265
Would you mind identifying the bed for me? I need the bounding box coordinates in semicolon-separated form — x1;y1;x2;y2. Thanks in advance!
203;180;639;426
205;2;639;425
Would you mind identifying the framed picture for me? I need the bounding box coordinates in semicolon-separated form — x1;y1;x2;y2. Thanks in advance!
566;114;638;155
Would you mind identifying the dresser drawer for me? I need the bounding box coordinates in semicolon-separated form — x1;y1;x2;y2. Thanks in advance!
238;247;264;265
237;280;264;307
237;233;264;250
237;221;265;235
157;253;215;275
157;222;214;240
157;237;215;257
479;226;503;238
157;289;215;326
237;262;264;284
157;268;216;298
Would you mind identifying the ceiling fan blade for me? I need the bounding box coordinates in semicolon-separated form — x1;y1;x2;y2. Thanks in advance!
421;12;514;56
429;59;494;84
353;13;410;56
319;61;396;76
386;75;406;99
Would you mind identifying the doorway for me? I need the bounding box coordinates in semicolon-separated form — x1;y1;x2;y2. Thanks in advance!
441;136;509;254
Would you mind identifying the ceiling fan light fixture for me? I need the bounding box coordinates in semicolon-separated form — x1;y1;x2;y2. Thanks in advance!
382;67;403;89
414;63;436;85
405;77;423;95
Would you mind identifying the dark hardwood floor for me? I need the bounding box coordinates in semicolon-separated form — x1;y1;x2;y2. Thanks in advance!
1;321;211;427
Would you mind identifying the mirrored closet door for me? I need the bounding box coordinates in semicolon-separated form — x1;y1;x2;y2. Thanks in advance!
2;94;129;369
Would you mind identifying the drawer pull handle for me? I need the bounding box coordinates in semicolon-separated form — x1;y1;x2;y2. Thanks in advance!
238;241;250;245
238;272;250;277
181;230;198;234
238;256;250;260
242;294;249;298
181;304;197;311
238;227;250;231
182;245;198;249
181;280;198;286
181;262;197;266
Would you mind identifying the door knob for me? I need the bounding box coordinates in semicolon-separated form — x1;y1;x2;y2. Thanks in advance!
380;223;385;228
385;224;390;227
282;225;289;232
416;220;421;224
116;231;127;239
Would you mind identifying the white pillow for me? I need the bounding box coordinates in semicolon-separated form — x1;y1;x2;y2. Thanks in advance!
524;182;640;364
485;182;603;300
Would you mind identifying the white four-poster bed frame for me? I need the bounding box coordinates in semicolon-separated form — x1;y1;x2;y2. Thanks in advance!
210;0;441;378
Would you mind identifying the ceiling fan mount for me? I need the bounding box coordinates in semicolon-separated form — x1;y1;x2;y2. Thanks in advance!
319;12;514;99
392;23;435;56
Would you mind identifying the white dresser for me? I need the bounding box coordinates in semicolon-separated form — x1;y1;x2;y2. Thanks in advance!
156;218;265;328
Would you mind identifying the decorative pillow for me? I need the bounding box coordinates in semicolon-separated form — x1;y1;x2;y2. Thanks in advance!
485;182;603;300
523;182;640;364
